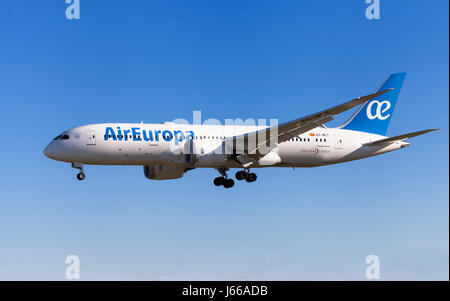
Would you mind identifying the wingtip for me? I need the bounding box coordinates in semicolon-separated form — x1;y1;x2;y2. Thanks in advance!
377;87;394;94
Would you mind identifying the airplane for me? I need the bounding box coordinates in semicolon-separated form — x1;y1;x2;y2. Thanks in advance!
43;73;437;188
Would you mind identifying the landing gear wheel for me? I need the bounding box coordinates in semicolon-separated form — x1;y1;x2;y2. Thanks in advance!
77;172;86;181
214;177;225;186
223;178;235;188
235;171;248;181
245;173;257;183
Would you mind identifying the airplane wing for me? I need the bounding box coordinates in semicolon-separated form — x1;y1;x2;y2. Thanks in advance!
363;129;438;146
225;88;393;156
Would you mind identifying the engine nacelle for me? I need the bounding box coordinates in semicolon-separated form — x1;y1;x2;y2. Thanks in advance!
143;165;185;180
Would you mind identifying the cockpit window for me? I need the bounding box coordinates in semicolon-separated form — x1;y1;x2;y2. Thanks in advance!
53;134;69;140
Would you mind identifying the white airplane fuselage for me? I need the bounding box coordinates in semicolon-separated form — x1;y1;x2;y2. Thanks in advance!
43;123;409;169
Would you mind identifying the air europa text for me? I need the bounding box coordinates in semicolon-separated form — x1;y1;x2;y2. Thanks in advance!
104;127;195;145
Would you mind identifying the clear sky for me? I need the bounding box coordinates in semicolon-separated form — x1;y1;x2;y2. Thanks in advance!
0;1;448;280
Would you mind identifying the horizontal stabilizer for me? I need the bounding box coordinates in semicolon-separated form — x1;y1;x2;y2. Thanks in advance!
364;129;438;146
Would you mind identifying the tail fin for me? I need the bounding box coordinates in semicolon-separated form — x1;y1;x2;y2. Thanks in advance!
340;73;406;135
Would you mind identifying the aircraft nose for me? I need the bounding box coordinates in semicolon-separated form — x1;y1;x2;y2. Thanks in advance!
43;143;53;159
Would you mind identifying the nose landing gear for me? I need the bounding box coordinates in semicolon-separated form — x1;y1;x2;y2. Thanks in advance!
76;172;86;181
72;162;86;181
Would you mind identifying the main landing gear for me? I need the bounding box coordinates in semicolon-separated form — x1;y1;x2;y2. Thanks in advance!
214;168;257;188
235;170;257;183
72;162;86;181
214;176;235;188
214;168;234;189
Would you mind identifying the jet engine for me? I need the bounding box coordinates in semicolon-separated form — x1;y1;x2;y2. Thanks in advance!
143;165;185;180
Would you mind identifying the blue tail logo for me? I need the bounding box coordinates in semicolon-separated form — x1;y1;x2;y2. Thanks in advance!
366;100;391;120
341;73;406;135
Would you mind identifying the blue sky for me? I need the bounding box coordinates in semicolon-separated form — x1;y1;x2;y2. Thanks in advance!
0;0;448;280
